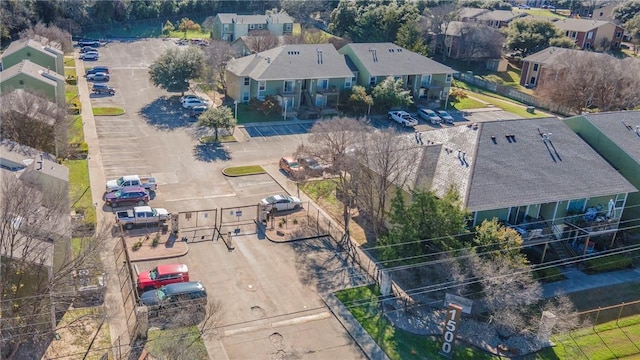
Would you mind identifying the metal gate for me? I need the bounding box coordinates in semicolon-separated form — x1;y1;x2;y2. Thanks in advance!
175;209;219;243
219;204;259;236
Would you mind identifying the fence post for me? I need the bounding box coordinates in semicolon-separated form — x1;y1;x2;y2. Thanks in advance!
617;302;625;325
594;307;601;329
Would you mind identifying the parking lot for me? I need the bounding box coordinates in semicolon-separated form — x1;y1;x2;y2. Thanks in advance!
83;38;368;358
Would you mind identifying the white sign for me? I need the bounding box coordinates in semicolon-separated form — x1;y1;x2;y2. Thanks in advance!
444;293;473;314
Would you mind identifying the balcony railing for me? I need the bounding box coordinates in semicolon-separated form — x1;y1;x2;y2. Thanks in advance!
316;86;339;95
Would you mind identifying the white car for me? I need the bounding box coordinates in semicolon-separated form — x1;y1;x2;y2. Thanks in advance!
437;110;454;124
388;111;418;127
180;95;205;104
86;72;110;81
417;108;442;125
261;194;302;212
182;98;208;109
80;52;99;60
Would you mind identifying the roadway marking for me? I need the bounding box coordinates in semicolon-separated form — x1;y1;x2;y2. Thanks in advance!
165;193;237;202
223;312;332;337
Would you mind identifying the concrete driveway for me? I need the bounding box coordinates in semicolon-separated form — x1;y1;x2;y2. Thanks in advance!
136;236;369;359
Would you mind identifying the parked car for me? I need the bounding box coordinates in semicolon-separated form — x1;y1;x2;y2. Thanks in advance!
388;111;418;127
417;108;442;125
105;174;157;192
115;206;170;229
517;4;531;9
92;83;115;95
279;157;301;176
139;281;207;309
260;194;302;212
86;66;110;75
182;98;207;109
80;46;98;53
137;263;189;291
298;157;324;176
105;187;149;207
190;105;208;117
86;72;110;81
437;110;454;124
77;40;100;47
180;95;206;104
80;52;99;60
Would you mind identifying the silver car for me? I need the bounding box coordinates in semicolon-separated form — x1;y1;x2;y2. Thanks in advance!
437;110;454;124
418;108;442;125
87;72;110;81
260;194;302;212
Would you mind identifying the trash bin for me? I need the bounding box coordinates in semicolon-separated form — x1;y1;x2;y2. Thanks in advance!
526;106;535;114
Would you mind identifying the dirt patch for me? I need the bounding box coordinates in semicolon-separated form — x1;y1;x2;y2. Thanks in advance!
45;306;111;360
264;212;318;241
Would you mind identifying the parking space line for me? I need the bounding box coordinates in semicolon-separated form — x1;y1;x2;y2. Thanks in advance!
223;312;332;337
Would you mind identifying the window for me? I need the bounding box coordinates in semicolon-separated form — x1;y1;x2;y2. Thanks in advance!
317;79;329;90
530;76;536;85
369;77;376;86
571;31;577;39
244;77;250;86
616;31;622;38
258;81;266;91
567;198;586;213
565;31;569;37
315;94;324;107
585;43;591;49
257;24;264;29
344;77;352;88
285;23;292;31
242;91;250;102
223;24;229;32
615;193;626;208
283;80;295;93
446;74;452;83
421;74;431;87
587;31;593;39
533;63;539;71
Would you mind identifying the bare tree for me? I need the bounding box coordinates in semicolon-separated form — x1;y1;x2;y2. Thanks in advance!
19;22;72;53
245;30;280;53
457;23;505;63
202;40;237;94
352;129;420;235
424;3;459;60
538;51;640;113
0;89;68;157
146;300;223;360
299;117;371;244
0;173;106;359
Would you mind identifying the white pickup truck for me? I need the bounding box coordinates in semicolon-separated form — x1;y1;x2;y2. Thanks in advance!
115;206;170;229
388;111;418;127
106;175;157;193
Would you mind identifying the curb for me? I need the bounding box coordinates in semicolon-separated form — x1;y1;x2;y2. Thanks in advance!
129;245;190;262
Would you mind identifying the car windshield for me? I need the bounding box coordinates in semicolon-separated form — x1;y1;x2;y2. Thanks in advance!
307;160;319;166
289;161;300;168
440;111;450;116
156;288;166;301
116;178;125;186
149;269;158;280
265;196;277;203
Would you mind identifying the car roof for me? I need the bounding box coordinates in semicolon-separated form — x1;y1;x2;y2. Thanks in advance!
156;263;188;274
162;281;205;295
281;156;297;163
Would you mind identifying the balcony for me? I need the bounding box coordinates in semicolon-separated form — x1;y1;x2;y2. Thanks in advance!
277;87;297;95
316;86;339;95
564;207;621;235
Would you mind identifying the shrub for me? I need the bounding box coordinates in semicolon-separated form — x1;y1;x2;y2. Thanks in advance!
66;75;77;85
132;241;142;251
152;234;160;247
585;254;632;273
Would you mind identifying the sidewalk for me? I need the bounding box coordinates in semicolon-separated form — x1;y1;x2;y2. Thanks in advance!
543;266;640;298
76;56;132;355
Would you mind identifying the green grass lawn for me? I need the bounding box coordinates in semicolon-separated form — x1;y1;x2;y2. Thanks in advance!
92;107;125;116
515;8;568;19
300;179;340;207
167;29;210;39
447;97;488;110
64;56;75;67
222;165;265;176
68;115;84;144
237;104;284;124
335;285;498;360
453;81;546;118
146;326;207;359
64;159;95;226
66;85;79;102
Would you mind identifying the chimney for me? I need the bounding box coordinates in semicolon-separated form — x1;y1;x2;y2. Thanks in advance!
635;126;639;135
317;48;323;64
37;154;43;170
266;57;271;63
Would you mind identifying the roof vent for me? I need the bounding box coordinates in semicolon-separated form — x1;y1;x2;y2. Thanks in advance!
491;135;497;144
622;121;633;130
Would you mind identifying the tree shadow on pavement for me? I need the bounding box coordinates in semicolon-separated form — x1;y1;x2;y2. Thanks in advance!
288;236;370;294
139;96;195;131
193;143;230;162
